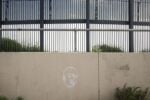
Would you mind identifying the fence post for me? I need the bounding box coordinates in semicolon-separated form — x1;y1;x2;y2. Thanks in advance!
86;0;90;52
40;0;44;52
74;30;77;52
0;0;2;50
129;0;134;52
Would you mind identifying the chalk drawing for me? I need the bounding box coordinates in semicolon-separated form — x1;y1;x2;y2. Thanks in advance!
63;66;78;88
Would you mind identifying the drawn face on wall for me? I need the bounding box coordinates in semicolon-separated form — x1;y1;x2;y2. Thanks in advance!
63;66;78;88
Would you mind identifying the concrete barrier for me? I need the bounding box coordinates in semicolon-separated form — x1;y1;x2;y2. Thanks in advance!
0;53;150;100
99;53;150;100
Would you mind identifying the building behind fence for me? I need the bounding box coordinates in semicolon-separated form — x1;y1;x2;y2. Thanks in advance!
0;0;150;52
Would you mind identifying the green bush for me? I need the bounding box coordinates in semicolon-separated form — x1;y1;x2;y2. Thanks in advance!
115;84;150;100
16;96;24;100
0;38;22;52
92;44;123;52
0;96;8;100
0;38;40;52
142;49;150;52
0;96;24;100
22;45;40;52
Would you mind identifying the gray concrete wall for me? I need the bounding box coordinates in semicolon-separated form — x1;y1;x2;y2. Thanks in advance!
99;53;150;100
0;53;150;100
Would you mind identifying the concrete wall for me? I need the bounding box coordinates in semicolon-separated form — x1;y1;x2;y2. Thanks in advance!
0;53;150;100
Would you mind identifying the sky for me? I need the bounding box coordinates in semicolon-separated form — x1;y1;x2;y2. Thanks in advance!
1;0;150;52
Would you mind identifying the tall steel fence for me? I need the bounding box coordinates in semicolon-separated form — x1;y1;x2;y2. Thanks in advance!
0;0;150;52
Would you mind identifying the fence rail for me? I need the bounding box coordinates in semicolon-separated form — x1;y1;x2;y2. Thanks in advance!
1;28;150;32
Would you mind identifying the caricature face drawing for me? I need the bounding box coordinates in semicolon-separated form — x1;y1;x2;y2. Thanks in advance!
63;67;78;88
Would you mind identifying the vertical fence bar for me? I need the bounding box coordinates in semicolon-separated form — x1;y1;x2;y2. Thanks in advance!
49;0;52;20
137;1;140;21
40;0;44;51
0;0;2;50
129;0;134;52
95;0;98;20
86;0;90;52
74;30;77;52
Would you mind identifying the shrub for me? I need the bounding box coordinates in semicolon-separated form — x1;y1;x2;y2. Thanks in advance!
0;38;40;52
142;49;150;52
0;38;22;52
92;44;123;52
16;96;24;100
22;45;40;52
0;96;8;100
115;84;150;100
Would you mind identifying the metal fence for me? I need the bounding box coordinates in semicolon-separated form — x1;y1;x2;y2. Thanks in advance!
0;0;150;52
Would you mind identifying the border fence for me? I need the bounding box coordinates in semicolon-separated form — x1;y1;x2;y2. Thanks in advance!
0;0;150;52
